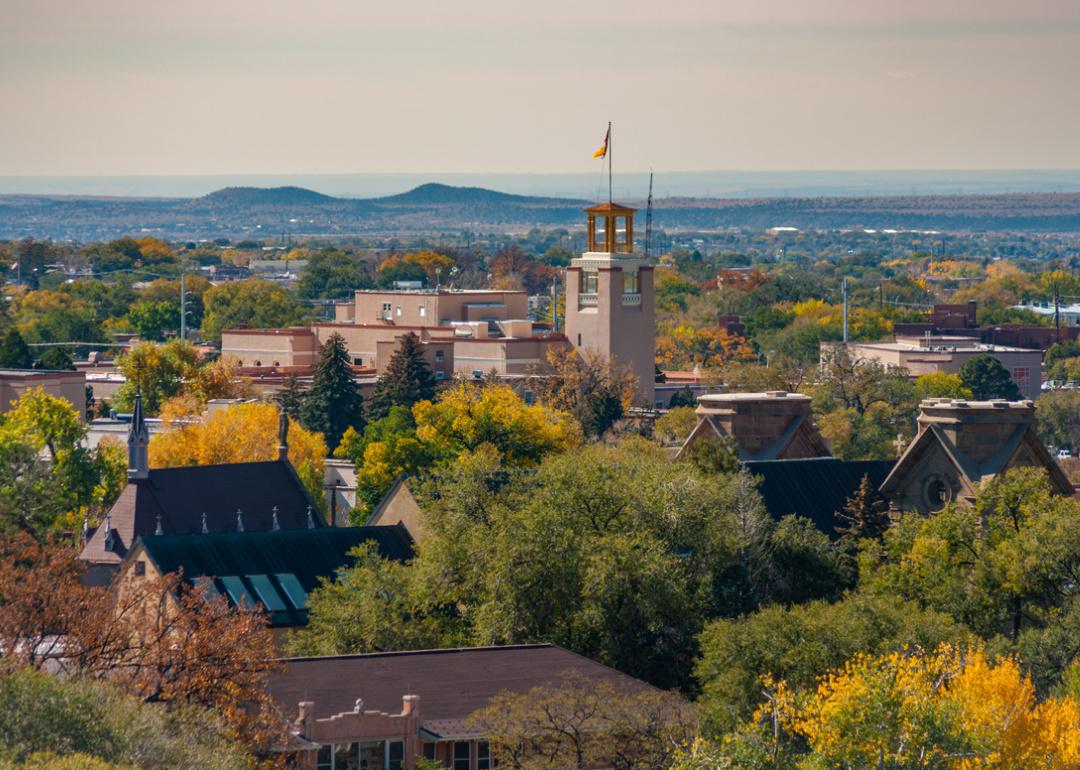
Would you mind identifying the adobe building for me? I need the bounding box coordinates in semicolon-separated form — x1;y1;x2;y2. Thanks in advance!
564;202;656;406
835;338;1043;401
677;391;832;461
880;398;1074;514
221;288;568;380
270;644;668;770
0;368;87;418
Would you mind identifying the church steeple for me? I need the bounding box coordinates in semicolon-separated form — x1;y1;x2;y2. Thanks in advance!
127;391;149;480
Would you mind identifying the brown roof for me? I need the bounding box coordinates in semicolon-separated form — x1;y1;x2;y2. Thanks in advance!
585;201;637;214
80;461;324;566
268;644;659;734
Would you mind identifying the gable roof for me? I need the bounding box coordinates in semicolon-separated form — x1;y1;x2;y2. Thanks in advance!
81;460;323;566
880;421;1074;500
745;458;896;537
269;644;660;738
133;525;414;627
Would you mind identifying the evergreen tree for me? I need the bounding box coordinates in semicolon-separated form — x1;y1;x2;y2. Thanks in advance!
36;347;74;371
299;333;364;450
834;473;890;543
275;373;306;419
0;329;33;369
958;354;1022;400
367;331;437;420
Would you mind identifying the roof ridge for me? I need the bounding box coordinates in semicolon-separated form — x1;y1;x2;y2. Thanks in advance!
277;643;556;664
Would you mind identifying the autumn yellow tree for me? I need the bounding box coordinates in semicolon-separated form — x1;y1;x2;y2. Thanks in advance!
761;644;1080;770
655;324;756;370
413;381;580;466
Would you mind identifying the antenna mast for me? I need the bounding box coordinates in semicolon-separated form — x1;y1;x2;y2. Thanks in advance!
645;170;654;260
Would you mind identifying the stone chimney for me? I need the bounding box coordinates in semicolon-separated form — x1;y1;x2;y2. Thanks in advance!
915;398;1035;465
680;391;831;461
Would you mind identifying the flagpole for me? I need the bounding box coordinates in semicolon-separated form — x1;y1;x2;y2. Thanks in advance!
607;121;613;205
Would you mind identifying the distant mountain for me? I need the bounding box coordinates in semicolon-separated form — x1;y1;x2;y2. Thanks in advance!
194;186;338;207
374;183;581;207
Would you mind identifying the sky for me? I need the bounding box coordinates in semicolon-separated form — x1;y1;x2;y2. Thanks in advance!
2;0;1080;177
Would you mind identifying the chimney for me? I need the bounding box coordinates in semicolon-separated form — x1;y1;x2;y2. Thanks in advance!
127;390;149;480
295;701;315;738
402;694;420;717
684;391;831;461
915;398;1036;466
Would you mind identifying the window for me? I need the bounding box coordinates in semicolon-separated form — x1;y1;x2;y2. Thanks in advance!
435;350;444;363
353;357;364;366
623;270;639;294
453;741;471;770
317;745;333;770
577;333;582;346
382;302;392;313
395;305;402;316
272;360;280;367
1013;367;1030;394
477;741;491;770
254;360;261;367
388;741;404;770
584;272;598;294
357;740;384;770
334;742;358;770
419;305;426;317
422;743;437;761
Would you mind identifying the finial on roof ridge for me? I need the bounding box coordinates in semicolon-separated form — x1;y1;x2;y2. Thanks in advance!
154;513;163;536
201;512;208;534
272;506;280;531
236;509;244;533
306;505;315;529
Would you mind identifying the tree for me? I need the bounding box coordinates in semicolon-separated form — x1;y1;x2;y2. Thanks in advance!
466;673;692;770
367;332;437;421
958;354;1022;400
0;668;248;770
1037;390;1080;453
761;644;1080;770
684;434;741;475
915;371;973;400
0;534;285;758
834;473;890;543
530;347;637;437
35;346;73;371
297;248;372;300
114;340;200;415
127;300;180;341
0;329;33;369
653;406;698;446
199;279;305;341
694;593;967;737
299;332;364;451
275;373;306;420
413;382;580;466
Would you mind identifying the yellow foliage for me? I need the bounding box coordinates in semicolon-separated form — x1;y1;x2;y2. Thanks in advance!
413;382;580;466
655;325;756;370
150;401;327;476
771;644;1080;769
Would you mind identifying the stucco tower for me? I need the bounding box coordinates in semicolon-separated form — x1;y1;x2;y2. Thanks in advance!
564;202;655;405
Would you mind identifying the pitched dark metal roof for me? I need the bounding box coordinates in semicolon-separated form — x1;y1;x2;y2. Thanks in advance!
269;644;660;735
81;460;324;565
745;458;895;538
135;525;414;627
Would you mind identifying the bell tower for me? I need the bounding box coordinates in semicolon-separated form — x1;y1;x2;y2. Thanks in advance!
564;202;655;406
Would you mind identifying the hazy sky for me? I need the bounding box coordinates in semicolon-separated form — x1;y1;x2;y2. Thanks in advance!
2;0;1080;176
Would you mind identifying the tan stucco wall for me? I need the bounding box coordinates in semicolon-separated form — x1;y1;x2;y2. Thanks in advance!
0;370;87;419
221;330;318;368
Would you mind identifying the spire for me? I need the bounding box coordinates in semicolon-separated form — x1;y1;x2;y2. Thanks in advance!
277;409;290;462
154;513;163;536
102;512;114;551
306;505;315;529
201;512;208;534
127;390;150;480
271;506;280;531
81;511;91;546
236;509;244;533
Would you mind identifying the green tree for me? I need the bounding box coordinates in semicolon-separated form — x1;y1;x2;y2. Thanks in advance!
35;347;73;371
0;329;33;369
958;354;1022;400
367;332;437;421
1037;390;1080;453
114;340;200;415
297;248;372;300
834;473;890;544
915;371;973;400
127;301;180;341
275;373;306;420
199;279;304;340
299;332;364;451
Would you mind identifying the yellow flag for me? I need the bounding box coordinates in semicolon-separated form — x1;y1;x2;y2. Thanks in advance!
592;126;610;159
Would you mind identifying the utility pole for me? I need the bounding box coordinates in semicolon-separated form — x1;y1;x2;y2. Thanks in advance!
551;277;558;333
842;278;850;344
1054;279;1062;344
